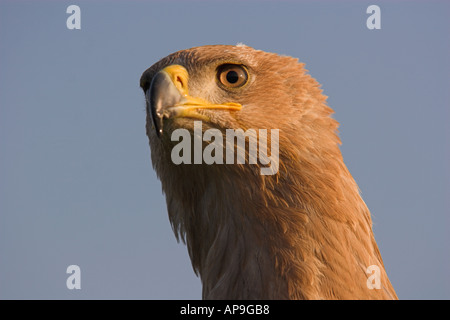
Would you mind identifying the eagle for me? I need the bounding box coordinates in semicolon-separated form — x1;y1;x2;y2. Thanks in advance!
140;44;397;300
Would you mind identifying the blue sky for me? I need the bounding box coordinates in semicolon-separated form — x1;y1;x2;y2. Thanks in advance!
0;0;449;299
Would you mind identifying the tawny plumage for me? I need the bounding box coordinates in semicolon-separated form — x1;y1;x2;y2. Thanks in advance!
140;44;397;299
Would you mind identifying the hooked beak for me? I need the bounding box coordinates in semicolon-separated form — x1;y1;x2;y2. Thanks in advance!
144;65;242;137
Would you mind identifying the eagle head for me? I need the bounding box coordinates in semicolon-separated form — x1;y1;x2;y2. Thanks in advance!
139;45;396;300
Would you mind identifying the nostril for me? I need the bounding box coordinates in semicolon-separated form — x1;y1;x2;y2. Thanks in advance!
174;75;185;92
161;65;189;95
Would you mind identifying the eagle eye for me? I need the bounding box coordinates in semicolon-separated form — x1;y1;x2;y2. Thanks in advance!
217;64;248;89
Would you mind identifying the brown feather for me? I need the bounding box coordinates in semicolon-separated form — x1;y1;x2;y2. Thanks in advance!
140;45;397;299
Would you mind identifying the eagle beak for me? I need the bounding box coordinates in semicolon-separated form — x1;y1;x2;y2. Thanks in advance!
146;66;183;137
146;64;242;137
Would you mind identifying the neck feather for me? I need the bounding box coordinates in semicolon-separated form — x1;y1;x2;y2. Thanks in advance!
157;135;394;299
